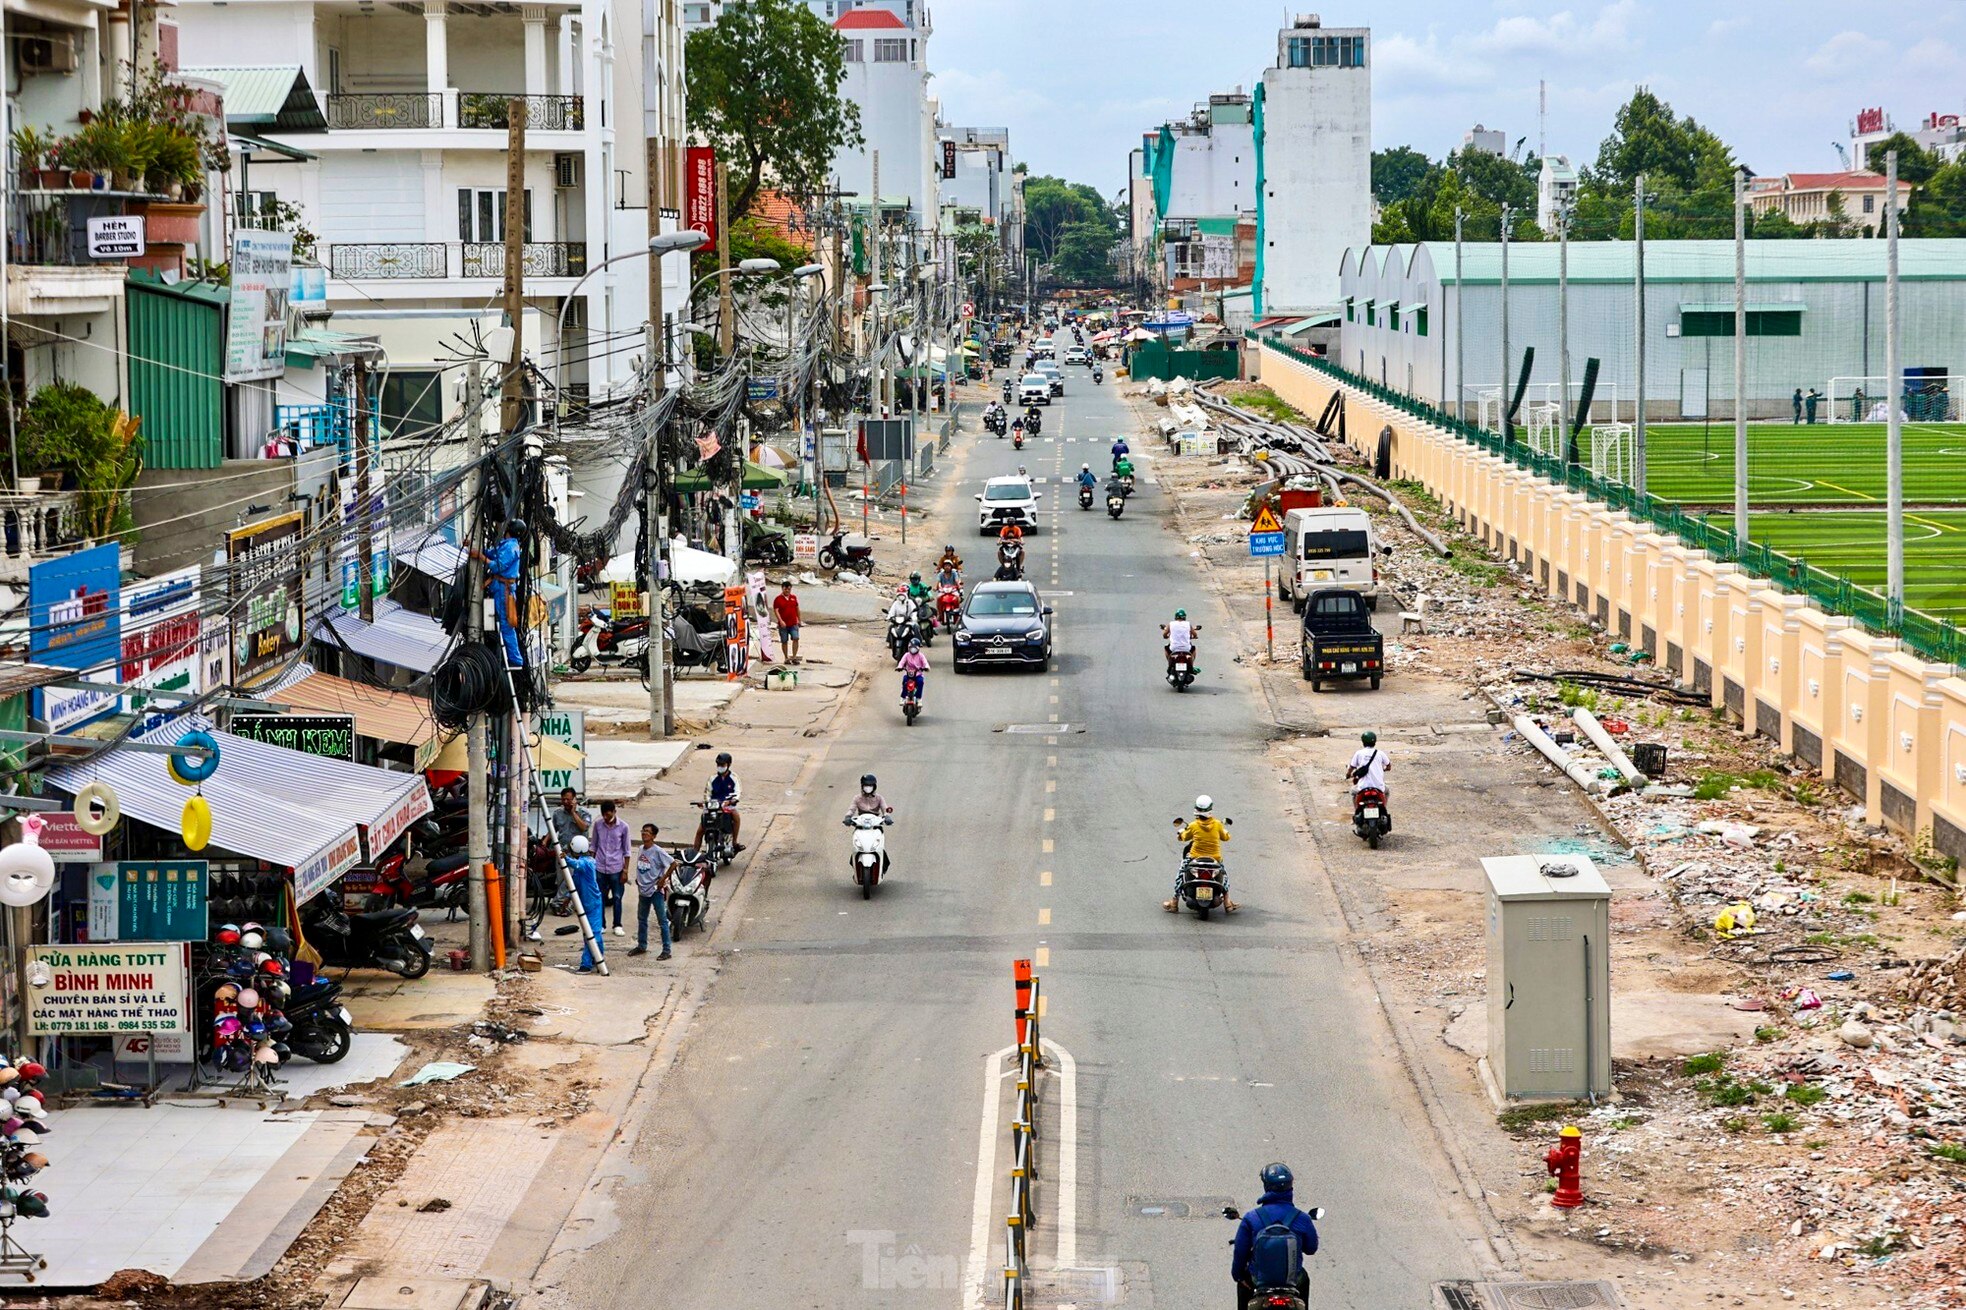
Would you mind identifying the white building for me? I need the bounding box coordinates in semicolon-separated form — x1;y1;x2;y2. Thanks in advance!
1254;12;1370;317
828;3;937;241
1849;105;1966;169
1538;154;1577;233
1463;123;1505;157
1748;170;1914;235
174;0;691;437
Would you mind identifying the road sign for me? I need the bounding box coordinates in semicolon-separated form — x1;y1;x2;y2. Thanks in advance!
961;301;975;319
1250;504;1283;534
87;215;145;258
1249;531;1285;558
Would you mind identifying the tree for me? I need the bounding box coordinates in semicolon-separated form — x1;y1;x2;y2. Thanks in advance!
685;0;862;221
1371;146;1435;205
1022;175;1114;264
1591;87;1706;193
1051;220;1114;284
1451;147;1536;213
1865;133;1942;185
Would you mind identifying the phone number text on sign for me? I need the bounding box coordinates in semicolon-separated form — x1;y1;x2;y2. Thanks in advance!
24;943;191;1035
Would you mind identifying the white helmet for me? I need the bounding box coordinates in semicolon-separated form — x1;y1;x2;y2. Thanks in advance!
1194;795;1214;814
569;834;590;855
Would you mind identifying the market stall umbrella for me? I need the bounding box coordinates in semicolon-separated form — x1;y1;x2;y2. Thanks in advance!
672;461;787;493
752;443;798;471
1125;327;1158;343
598;543;738;588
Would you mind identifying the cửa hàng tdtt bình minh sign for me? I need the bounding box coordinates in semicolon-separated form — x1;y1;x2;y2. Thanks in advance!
24;943;191;1035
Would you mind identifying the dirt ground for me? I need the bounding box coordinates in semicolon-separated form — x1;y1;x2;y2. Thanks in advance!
1133;379;1966;1310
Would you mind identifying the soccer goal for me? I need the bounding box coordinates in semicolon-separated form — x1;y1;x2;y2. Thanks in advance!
1527;402;1564;459
1461;381;1624;436
1828;376;1960;424
1590;422;1635;485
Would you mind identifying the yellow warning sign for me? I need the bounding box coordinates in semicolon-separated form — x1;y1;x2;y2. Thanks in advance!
1250;505;1283;534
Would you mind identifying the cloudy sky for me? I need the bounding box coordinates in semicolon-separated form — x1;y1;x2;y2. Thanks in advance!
926;1;1966;198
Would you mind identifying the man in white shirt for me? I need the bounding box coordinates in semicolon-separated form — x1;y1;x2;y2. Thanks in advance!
1347;731;1391;802
1161;608;1200;676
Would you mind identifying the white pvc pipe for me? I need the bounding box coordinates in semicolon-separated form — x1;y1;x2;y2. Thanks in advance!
1513;715;1602;794
1574;708;1646;786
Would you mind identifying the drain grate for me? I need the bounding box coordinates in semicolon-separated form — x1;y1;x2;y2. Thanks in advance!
1477;1281;1622;1310
1435;1283;1482;1310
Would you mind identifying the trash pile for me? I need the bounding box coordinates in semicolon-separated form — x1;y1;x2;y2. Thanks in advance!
1904;940;1966;1012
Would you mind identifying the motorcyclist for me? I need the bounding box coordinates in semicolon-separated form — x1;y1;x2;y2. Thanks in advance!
1114;454;1136;488
1347;730;1391;820
694;751;744;855
1093;363;1104;384
1010;417;1025;443
1230;1162;1319;1308
1110;436;1131;470
1161;608;1200;677
1076;463;1097;493
897;638;929;702
906;571;933;606
847;773;890;819
936;544;964;577
1168;794;1235;912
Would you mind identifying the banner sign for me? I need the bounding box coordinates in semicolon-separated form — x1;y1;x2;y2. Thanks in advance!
88;861;210;943
229;712;357;760
25;943;192;1035
535;708;586;797
609;583;645;619
227;512;305;685
686;146;718;250
364;783;433;860
29;543;122;731
723;584;749;678
294;829;363;906
40;813;104;863
746;376;780;402
120;565;203;729
942;139;957;179
224;228;295;382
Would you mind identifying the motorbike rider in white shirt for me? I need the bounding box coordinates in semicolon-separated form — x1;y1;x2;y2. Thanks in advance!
1161;609;1200;677
1347;731;1391;819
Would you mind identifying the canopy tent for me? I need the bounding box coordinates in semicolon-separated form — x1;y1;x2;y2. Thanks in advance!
598;542;737;588
672;461;787;493
750;443;798;471
43;716;432;900
1124;327;1158;343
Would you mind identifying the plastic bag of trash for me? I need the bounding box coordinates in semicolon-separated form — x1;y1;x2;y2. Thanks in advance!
1714;901;1758;938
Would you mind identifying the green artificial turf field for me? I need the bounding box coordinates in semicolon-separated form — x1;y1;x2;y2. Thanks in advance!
1710;509;1966;622
1640;421;1966;506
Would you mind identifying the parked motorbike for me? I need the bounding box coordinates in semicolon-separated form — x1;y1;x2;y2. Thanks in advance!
936;583;963;633
742;521;793;566
693;800;739;867
1351;786;1391;849
901;669;924;725
1171;815;1234;920
1221;1202;1326;1310
667;612;720;670
1166;646;1197;692
666;850;713;933
571;607;652;674
817;530;875;576
283;978;354;1064
304;900;433;978
1079;484;1094;510
844;810;893;898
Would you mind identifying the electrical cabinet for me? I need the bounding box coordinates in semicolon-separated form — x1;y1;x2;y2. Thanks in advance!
1483;854;1612;1099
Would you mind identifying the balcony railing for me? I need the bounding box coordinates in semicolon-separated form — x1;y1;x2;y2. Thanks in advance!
325;92;444;129
6;188;152;267
322;92;585;131
458;93;585;131
327;241;587;280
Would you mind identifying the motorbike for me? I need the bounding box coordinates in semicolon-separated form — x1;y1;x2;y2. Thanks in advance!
1093;368;1104;385
1171;815;1234;919
995;543;1026;582
1024;408;1043;437
664;614;716;671
666;850;713;932
900;669;924;725
1078;483;1094;510
1221;1202;1326;1310
818;530;875;576
570;607;652;674
1351;786;1391;849
1013;429;1025;451
1166;646;1197;691
936;583;963;633
1001;381;1013;403
742;521;793;566
913;593;938;644
844;810;893;898
304;900;434;977
887;610;923;659
985;408;1008;437
693;800;739;867
1121;471;1137;495
283;978;354;1064
1106;485;1126;519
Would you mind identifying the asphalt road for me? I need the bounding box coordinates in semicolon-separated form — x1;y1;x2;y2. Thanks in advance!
556;329;1483;1309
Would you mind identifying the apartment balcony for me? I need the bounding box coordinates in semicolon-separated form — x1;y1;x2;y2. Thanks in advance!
4;188;144;316
0;490;90;585
322;92;583;133
327;241;587;282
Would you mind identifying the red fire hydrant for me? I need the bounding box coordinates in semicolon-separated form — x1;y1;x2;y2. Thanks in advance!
1545;1125;1584;1209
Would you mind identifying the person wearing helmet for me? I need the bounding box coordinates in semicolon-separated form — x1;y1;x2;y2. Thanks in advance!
906;571;932;604
1076;463;1097;493
846;774;891;831
936;544;965;578
469;517;528;668
1110;435;1131;470
1347;730;1391;817
897;636;930;705
565;833;605;973
1161;608;1201;679
1230;1161;1319;1306
695;751;744;854
1169;795;1235;912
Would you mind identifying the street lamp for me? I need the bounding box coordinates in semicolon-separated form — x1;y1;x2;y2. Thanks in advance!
551;229;708;431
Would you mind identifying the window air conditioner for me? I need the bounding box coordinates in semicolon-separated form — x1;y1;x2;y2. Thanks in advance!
20;34;79;75
554;152;581;189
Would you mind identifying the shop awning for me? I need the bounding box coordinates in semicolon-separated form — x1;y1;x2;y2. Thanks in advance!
272;669;441;770
314;599;451;675
429;730;582;773
672;461;787;493
398;532;466;583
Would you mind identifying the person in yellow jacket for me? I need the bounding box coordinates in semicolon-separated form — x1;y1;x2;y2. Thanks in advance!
1168;795;1236;912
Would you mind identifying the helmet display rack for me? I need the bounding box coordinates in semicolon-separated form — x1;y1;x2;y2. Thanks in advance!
0;1211;47;1282
0;1056;53;1282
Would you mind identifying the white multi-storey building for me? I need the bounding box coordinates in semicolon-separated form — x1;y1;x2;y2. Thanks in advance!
828;2;937;243
1538;154;1578;233
1254;12;1370;317
174;0;691;434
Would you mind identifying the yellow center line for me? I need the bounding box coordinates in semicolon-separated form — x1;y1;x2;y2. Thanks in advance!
1038;908;1051;926
1047;754;1057;766
1040;870;1052;886
1909;513;1959;534
1045;778;1057;793
1042;838;1054;853
1043;808;1055;822
1816;480;1877;502
1035;946;1050;967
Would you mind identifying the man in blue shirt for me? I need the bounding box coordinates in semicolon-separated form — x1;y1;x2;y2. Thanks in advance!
693;752;745;860
1110;437;1130;470
590;799;633;937
1230;1162;1319;1308
470;518;527;667
565;833;605;973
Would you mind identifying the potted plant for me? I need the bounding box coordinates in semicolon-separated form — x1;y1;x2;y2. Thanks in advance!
50;135;90;189
146;128;201;200
9;125;53;188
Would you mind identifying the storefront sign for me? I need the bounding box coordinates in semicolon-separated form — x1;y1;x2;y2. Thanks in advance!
121;565;203;729
114;1032;192;1063
28;544;122;731
229;712;356;760
364;783;433;861
86;861;210;943
293;828;363;906
792;533;819;562
723;584;749;678
24;943;191;1035
535;708;585;797
685;146;719;250
200;612;232;692
746;376;780;402
224;228;295;382
87;215;145;258
609;583;644;619
227;512;305;685
40;813;103;863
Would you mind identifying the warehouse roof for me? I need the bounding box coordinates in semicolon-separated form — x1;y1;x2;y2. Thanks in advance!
1344;239;1966;287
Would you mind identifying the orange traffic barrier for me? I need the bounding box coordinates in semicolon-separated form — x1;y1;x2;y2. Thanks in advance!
1014;958;1033;1046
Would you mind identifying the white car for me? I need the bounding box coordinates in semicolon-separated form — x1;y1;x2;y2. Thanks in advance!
1063;345;1091;365
1034;341;1057;360
976;476;1043;533
1018;373;1051;406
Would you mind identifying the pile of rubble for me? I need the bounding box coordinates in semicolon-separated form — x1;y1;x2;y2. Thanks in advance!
1904;940;1966;1011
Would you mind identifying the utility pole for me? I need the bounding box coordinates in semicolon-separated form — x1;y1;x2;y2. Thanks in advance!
1499;204;1512;445
715;161;740;570
1454;208;1464;421
1559;202;1572;463
645;135;673;738
1886;149;1904;609
1732;167;1749;548
463;357;491;969
1633;173;1648;494
499;100;530;436
870;150;883;416
353;355;374;621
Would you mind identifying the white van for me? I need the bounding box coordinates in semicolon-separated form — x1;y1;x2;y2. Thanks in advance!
1278;506;1386;611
